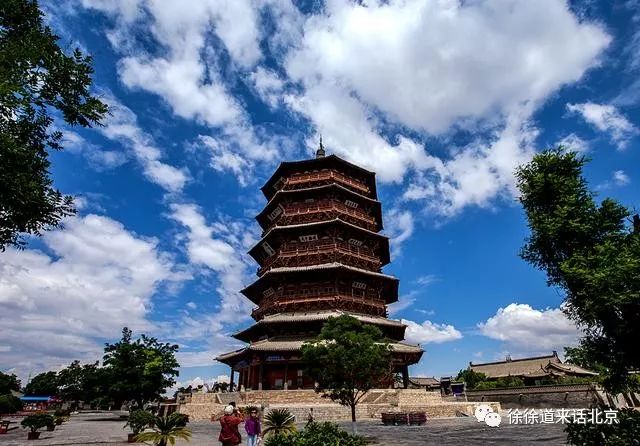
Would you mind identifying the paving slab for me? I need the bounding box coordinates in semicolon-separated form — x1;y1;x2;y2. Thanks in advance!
0;412;569;445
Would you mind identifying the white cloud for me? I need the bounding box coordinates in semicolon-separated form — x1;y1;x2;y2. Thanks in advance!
250;66;285;108
402;319;462;345
168;203;255;341
567;102;638;149
556;133;590;153
385;208;414;257
477;303;582;352
0;215;181;375
61;130;127;170
283;0;609;193
613;170;630;186
288;0;609;133
100;96;189;192
402;112;539;216
82;0;284;185
414;274;439;287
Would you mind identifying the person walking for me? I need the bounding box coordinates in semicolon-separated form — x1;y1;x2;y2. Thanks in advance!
219;405;243;446
244;408;262;446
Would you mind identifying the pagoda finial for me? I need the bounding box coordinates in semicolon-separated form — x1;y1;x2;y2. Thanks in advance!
316;134;326;158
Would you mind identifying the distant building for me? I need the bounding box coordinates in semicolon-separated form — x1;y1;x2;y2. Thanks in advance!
407;376;440;391
469;351;597;385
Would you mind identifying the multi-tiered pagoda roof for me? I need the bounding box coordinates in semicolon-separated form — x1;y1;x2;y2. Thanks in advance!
216;147;422;391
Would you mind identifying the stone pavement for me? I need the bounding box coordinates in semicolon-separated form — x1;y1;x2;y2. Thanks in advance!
0;412;569;445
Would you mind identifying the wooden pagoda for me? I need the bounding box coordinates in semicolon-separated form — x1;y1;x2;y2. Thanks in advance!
216;145;423;391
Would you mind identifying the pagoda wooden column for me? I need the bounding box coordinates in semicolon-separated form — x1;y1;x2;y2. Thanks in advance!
402;364;409;389
229;367;234;391
283;361;289;390
258;364;264;390
248;365;254;390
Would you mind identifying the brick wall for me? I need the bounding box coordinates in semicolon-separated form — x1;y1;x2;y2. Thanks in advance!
179;389;501;421
466;384;599;409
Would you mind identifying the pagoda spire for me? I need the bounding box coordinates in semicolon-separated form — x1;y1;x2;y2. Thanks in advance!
316;135;326;158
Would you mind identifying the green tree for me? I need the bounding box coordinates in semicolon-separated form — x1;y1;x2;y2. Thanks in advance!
0;0;108;250
515;148;640;393
57;360;106;405
455;369;488;390
24;371;59;395
301;315;393;432
0;371;21;394
103;327;179;408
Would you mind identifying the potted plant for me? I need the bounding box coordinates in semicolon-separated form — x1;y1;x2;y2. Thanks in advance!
124;410;155;443
21;414;54;440
54;416;65;426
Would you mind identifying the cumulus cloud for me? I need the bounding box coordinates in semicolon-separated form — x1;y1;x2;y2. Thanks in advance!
567;102;638;150
477;303;582;353
168;203;256;346
83;0;284;185
283;0;608;212
0;215;181;374
402;319;462;345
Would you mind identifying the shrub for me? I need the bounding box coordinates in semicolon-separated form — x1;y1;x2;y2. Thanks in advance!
124;410;156;435
0;394;23;413
264;422;367;446
263;408;296;437
21;414;54;433
170;412;189;427
134;413;192;446
566;408;640;446
54;408;71;417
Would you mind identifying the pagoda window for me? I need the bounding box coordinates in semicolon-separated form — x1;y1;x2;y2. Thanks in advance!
262;242;275;256
268;205;283;221
348;238;363;247
352;281;367;290
305;198;315;203
263;288;275;297
345;199;359;208
299;234;318;242
273;177;285;190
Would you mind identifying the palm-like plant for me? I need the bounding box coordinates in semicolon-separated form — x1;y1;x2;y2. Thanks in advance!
134;413;192;446
263;408;296;437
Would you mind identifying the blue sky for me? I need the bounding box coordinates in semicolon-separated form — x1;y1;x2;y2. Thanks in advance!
2;0;639;390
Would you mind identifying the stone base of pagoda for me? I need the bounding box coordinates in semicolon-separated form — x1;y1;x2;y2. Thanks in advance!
177;389;501;421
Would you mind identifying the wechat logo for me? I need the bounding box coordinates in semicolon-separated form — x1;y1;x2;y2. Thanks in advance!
474;404;501;427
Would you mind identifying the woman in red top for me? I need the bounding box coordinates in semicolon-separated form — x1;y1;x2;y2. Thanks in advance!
218;405;243;446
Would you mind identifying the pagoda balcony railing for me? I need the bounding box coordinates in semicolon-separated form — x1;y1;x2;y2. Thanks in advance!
258;240;381;275
252;292;386;320
266;200;377;233
282;170;370;196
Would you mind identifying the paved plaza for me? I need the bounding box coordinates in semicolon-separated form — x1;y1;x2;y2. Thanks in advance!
1;412;570;445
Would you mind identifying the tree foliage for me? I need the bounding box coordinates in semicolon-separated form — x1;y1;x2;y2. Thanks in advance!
57;360;107;404
301;315;393;424
0;394;23;413
455;369;488;390
0;371;21;394
103;327;179;407
515;148;640;392
24;371;59;395
0;0;108;249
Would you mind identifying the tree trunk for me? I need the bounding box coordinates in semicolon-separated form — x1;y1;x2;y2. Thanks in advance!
350;404;357;434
